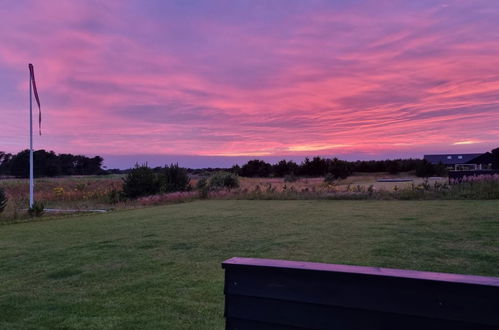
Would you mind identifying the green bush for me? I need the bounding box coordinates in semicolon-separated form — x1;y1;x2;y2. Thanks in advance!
416;160;447;177
196;177;209;198
28;201;44;217
283;174;298;182
195;172;240;197
0;187;7;213
159;164;191;193
207;172;239;190
122;164;160;199
107;188;123;204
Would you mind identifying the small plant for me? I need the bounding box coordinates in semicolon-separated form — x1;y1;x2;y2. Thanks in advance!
28;201;44;217
74;183;86;192
0;187;7;213
53;187;65;198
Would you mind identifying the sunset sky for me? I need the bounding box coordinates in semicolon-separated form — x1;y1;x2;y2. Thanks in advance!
1;0;499;168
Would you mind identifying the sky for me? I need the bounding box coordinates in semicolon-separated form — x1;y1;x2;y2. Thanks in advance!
1;0;499;168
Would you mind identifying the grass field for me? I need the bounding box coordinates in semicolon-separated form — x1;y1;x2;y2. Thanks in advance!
3;173;498;223
0;172;446;221
1;200;498;329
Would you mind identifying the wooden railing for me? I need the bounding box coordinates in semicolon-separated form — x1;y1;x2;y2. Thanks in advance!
222;257;499;329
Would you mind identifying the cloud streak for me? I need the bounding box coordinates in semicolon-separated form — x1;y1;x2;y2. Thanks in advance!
1;0;498;166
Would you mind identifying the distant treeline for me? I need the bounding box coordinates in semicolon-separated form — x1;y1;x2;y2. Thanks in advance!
0;151;452;179
0;150;104;178
107;157;448;178
228;157;447;178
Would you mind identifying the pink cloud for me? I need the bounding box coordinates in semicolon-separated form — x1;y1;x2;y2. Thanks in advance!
0;0;498;165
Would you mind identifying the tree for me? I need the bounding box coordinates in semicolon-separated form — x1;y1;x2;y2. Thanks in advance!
299;157;328;176
415;160;447;177
492;147;499;169
122;164;160;198
9;150;30;178
240;160;272;177
0;152;12;175
230;164;241;175
5;150;104;177
273;160;299;177
159;163;191;193
387;160;400;174
326;158;353;179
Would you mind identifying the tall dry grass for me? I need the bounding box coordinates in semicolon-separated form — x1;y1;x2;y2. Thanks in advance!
1;173;496;223
0;176;122;221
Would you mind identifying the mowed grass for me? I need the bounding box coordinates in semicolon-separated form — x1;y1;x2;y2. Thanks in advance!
1;200;498;329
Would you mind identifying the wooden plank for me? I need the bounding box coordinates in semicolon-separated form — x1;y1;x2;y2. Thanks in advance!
226;318;306;330
224;266;499;325
222;257;499;329
225;295;497;330
223;257;499;286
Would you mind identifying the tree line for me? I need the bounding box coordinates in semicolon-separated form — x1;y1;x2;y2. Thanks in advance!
231;147;499;178
3;148;497;179
0;150;104;178
118;157;450;178
229;157;447;178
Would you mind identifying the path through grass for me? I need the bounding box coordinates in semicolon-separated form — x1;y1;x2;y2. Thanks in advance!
1;200;498;329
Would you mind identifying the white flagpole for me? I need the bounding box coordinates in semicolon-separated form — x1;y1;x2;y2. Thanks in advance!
29;66;34;208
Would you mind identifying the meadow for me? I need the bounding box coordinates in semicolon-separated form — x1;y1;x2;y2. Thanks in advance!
0;172;462;222
0;175;123;221
2;172;499;224
0;199;498;329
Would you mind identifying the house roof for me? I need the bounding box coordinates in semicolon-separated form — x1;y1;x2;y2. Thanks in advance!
423;153;484;165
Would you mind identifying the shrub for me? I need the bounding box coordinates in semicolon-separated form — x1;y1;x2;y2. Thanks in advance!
196;177;208;189
159;163;191;193
196;177;209;198
448;174;499;199
28;201;44;217
107;188;123;204
207;172;240;190
416;160;447;177
122;164;160;199
0;187;7;213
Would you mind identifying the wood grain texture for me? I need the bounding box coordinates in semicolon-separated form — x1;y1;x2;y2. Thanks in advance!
223;257;499;329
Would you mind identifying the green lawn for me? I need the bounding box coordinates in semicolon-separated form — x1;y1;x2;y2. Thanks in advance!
1;200;498;329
